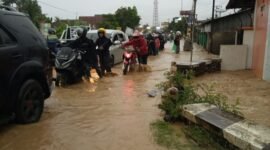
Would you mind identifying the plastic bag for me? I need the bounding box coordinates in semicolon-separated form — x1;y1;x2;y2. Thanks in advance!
171;43;176;52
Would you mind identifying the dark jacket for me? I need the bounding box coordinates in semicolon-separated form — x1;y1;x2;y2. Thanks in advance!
174;35;180;46
96;36;112;55
69;32;97;65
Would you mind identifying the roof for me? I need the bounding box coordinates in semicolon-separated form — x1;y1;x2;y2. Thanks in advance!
200;9;253;25
226;0;255;9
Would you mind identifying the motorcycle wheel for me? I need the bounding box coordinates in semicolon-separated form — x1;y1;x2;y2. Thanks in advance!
123;64;129;75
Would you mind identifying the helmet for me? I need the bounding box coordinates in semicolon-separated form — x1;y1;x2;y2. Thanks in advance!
132;30;140;37
48;28;56;35
176;31;181;35
76;27;87;39
98;28;106;34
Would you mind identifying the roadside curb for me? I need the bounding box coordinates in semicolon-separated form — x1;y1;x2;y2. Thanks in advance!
182;103;270;150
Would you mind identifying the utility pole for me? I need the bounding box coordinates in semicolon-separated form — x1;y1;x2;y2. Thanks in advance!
209;0;215;53
190;0;197;63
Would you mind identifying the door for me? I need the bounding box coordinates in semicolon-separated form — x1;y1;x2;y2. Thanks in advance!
0;26;21;110
110;33;122;64
115;33;127;63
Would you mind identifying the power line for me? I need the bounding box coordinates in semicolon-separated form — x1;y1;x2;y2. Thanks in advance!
38;0;76;15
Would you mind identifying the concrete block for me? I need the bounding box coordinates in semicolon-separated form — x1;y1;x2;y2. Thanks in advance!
224;121;270;150
182;103;217;123
182;103;270;150
220;45;248;70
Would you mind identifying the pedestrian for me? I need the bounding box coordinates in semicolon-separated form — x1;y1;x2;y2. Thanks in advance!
146;33;155;55
96;28;113;76
70;27;103;80
154;34;160;55
174;31;181;54
123;31;149;71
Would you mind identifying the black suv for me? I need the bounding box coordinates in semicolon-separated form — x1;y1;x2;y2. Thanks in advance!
0;6;53;124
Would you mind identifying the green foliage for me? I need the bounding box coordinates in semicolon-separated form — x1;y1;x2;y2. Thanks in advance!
167;17;188;35
115;6;140;30
98;14;120;29
3;0;48;28
98;6;141;30
157;71;243;121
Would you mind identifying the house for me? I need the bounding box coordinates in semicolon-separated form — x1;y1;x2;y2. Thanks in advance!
79;15;104;29
197;9;254;55
226;0;270;81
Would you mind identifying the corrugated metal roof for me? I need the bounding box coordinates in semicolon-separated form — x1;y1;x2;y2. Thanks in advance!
226;0;255;9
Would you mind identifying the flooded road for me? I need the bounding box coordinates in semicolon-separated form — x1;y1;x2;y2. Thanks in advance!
2;42;262;150
1;43;201;150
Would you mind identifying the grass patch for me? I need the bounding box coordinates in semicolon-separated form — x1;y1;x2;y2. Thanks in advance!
150;120;202;150
183;126;227;150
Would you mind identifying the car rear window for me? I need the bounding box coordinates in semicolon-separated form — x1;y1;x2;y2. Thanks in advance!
2;14;46;47
0;27;16;46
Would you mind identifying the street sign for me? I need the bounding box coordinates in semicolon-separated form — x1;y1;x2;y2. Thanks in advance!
180;10;193;16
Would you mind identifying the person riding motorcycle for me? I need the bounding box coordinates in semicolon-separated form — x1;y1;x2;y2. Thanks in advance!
69;27;102;79
47;28;60;54
123;31;149;71
95;28;112;76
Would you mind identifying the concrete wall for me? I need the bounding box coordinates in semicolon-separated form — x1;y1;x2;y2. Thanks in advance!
210;32;236;54
263;2;270;81
220;45;248;71
243;30;254;69
253;0;269;78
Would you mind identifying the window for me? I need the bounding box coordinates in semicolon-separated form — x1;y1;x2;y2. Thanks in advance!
118;33;125;42
0;27;15;46
113;34;119;42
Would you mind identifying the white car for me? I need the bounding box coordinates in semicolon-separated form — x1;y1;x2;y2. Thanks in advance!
87;30;129;66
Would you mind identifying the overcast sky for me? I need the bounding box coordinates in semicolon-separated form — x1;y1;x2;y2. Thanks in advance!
39;0;232;25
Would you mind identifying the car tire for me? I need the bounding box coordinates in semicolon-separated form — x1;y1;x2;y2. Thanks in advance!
110;55;115;67
15;80;44;124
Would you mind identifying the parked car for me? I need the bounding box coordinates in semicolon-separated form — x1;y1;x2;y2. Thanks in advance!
87;30;129;66
59;25;91;45
0;5;53;124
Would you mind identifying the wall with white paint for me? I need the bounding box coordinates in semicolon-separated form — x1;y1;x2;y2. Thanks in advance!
220;45;248;71
243;30;254;69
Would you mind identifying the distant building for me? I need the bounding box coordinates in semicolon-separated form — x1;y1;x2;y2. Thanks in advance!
197;0;269;81
79;15;104;29
161;22;169;28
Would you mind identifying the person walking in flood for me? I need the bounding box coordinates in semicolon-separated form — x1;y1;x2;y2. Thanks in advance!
174;31;181;54
96;28;113;76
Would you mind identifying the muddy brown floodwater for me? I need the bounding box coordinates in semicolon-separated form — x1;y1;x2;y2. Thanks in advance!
1;42;268;150
1;44;194;150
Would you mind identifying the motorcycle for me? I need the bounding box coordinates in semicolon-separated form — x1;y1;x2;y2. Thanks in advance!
55;47;86;86
122;47;138;75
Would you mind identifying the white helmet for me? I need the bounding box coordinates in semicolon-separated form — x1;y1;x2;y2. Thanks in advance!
176;31;181;35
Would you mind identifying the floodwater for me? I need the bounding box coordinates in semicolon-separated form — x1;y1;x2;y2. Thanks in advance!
1;43;205;150
1;42;264;150
194;70;270;127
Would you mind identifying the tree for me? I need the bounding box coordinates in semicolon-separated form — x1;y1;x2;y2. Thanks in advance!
3;0;45;28
168;17;188;35
115;6;140;30
98;6;141;31
98;14;119;29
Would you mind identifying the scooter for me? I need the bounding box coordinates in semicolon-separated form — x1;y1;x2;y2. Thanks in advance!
55;47;86;86
122;47;138;75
